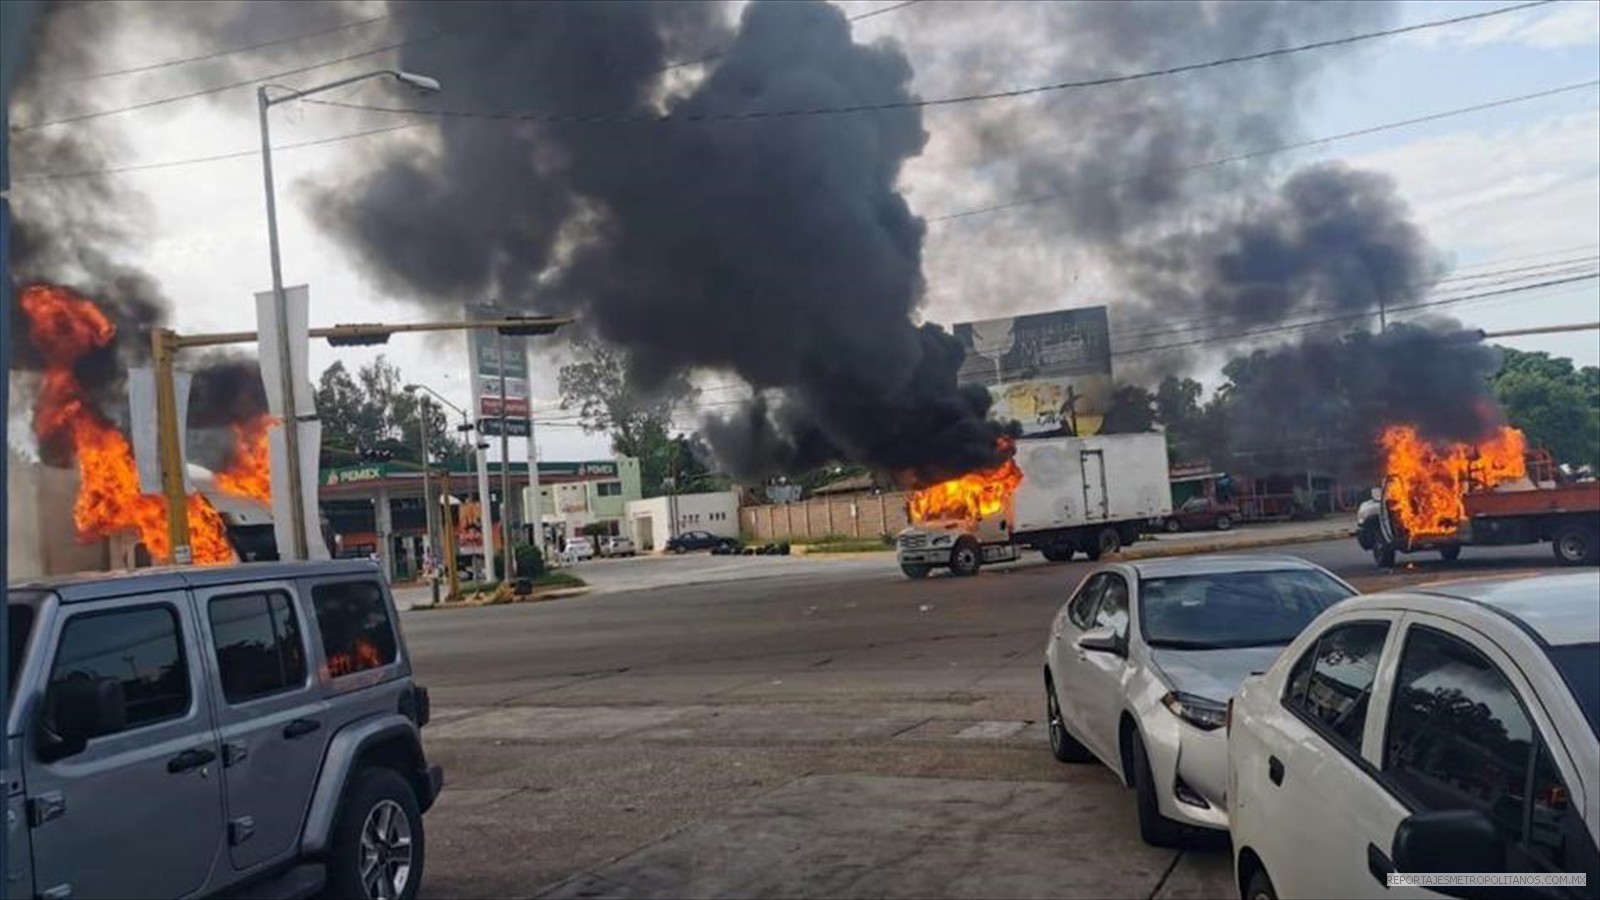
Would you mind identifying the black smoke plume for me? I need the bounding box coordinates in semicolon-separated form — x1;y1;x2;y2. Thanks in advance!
308;0;1013;483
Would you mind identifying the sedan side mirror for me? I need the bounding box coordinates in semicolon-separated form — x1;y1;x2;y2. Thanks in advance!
37;675;127;763
1076;626;1125;656
1392;810;1504;899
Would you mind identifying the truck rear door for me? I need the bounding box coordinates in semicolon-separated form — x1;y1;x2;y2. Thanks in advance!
1081;450;1109;521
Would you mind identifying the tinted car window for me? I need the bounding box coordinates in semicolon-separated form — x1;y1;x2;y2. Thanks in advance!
9;603;34;714
1067;574;1106;630
1094;574;1130;639
312;580;398;677
209;591;307;703
1140;569;1353;649
49;605;189;732
1285;621;1388;754
1384;627;1546;859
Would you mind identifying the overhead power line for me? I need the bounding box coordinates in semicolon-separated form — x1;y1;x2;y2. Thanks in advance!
654;0;924;75
57;13;393;83
302;1;1557;125
927;78;1600;224
1113;272;1600;357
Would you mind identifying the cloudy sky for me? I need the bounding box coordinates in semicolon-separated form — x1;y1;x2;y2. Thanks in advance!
9;0;1598;464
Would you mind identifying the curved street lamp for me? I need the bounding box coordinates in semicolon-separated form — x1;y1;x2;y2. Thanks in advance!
259;69;441;560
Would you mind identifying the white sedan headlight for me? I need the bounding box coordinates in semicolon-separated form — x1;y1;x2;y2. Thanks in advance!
1161;691;1227;731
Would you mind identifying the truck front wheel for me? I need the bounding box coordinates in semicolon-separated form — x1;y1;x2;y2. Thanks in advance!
950;538;982;577
1553;527;1598;566
1438;545;1462;563
1373;541;1397;568
900;563;931;579
1040;545;1073;563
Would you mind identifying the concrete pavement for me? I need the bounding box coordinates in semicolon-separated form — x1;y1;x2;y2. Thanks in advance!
406;536;1562;898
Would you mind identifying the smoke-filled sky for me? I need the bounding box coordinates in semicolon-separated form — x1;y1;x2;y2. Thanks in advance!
7;0;1598;471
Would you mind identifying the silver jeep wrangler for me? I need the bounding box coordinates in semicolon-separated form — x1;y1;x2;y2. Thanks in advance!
5;560;442;899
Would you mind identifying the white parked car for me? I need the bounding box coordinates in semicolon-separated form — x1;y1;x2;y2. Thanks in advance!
560;536;595;564
1229;571;1600;900
599;536;636;558
1045;555;1356;845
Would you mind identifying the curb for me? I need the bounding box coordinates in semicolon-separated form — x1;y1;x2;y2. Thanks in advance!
1120;527;1354;561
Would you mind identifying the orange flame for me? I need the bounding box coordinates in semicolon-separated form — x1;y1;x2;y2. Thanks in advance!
326;637;384;677
216;413;275;504
21;284;236;565
1379;424;1527;541
908;439;1025;523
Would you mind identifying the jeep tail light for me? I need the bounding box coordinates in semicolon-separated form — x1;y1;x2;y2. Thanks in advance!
400;685;431;727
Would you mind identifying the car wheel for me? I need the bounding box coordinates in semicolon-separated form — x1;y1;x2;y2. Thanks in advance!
1373;541;1397;568
1164;518;1182;533
900;563;931;579
1245;866;1278;900
1214;514;1232;531
324;767;425;900
1046;678;1093;763
1085;527;1122;562
1129;729;1183;848
1438;545;1462;562
950;537;982;577
1553;527;1598;566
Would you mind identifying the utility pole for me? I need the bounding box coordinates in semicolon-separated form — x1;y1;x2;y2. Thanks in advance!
496;330;515;582
417;394;438;566
152;329;192;563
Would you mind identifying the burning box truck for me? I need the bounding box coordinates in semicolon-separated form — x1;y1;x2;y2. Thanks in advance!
1362;425;1600;568
896;432;1172;579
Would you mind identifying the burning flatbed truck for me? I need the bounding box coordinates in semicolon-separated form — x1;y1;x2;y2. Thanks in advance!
896;433;1172;578
1369;425;1600;568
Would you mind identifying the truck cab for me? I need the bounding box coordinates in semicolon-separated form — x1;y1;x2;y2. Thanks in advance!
896;512;1018;579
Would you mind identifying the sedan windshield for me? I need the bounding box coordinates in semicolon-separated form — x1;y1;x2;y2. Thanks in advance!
1140;569;1354;649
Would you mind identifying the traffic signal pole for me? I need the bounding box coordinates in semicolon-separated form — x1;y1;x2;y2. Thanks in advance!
153;315;570;564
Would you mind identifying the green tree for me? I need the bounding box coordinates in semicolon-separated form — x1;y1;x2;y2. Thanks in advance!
557;340;701;494
314;357;469;469
1491;348;1600;472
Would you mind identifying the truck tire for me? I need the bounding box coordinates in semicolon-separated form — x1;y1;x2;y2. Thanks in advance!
900;563;931;579
1373;541;1397;568
324;766;426;900
1552;527;1598;566
1438;545;1462;563
1085;527;1122;562
1040;545;1073;563
950;538;982;577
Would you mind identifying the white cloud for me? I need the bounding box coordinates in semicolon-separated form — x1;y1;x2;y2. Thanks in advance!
1402;1;1600;50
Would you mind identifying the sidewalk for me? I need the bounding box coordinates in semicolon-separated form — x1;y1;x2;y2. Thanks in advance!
1126;518;1352;559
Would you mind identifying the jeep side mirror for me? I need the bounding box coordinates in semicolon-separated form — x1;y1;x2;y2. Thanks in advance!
1392;810;1504;899
1076;626;1125;657
37;675;126;762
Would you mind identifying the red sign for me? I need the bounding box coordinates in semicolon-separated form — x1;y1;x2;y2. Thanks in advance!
479;395;530;417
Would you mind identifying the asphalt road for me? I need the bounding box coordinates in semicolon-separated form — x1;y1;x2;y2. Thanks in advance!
405;537;1566;899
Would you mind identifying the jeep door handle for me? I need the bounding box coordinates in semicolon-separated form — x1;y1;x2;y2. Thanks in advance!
1267;755;1284;786
167;747;217;774
283;718;322;740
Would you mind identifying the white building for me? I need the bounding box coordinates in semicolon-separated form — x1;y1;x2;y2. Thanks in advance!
624;490;740;552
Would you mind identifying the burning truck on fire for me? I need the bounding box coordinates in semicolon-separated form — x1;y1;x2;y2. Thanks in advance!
1359;424;1600;568
896;432;1172;578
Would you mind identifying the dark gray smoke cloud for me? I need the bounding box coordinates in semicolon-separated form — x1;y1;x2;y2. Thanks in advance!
309;0;1014;483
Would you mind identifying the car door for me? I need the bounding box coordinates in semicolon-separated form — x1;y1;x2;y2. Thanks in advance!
195;582;330;872
1361;615;1597;897
24;594;226;900
1241;612;1418;900
1071;572;1133;766
1052;574;1106;745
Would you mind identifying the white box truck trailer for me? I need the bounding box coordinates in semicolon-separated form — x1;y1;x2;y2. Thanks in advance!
896;432;1172;578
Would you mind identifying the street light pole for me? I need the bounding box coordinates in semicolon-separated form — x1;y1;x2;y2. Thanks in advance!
416;394;438;565
257;85;309;561
496;330;515;582
256;69;441;560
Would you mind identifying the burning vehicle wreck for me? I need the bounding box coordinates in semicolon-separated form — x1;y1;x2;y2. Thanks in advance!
896;433;1171;578
1365;424;1600;568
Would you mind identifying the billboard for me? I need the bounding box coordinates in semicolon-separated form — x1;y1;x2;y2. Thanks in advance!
467;303;532;427
953;306;1113;436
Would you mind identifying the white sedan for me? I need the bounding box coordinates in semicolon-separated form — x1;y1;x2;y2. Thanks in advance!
1044;555;1356;845
1229;571;1600;899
